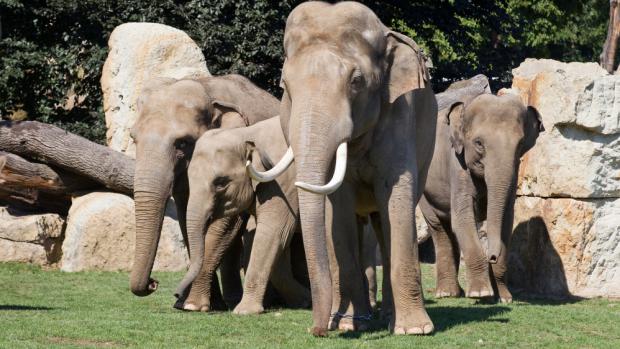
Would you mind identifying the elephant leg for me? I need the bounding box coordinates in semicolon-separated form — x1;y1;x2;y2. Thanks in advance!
360;219;378;311
220;231;244;309
183;215;244;311
419;196;462;298
370;212;391;321
172;174;220;311
268;246;311;308
451;194;493;299
326;183;370;332
234;192;303;314
375;170;433;335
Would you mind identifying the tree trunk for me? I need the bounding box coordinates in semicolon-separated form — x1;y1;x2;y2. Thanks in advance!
601;0;620;73
436;74;491;111
0;121;134;195
0;151;99;194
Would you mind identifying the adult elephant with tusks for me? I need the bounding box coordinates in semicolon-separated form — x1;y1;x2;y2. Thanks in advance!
129;74;279;312
247;1;438;336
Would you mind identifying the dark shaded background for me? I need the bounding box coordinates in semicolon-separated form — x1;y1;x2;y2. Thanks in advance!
0;0;609;143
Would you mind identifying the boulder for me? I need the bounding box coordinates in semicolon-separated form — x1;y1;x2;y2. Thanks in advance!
509;59;618;198
0;207;64;264
510;196;620;298
101;23;211;157
506;59;620;298
60;192;188;272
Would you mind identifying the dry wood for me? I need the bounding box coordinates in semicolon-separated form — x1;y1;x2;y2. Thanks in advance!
0;121;135;195
436;74;491;111
0;151;99;194
601;0;620;73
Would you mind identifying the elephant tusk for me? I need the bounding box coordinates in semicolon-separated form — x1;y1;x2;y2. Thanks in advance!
295;142;347;195
246;146;294;182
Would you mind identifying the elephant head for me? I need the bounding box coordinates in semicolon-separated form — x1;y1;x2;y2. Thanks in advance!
447;93;544;263
174;131;261;297
129;77;247;297
246;1;430;334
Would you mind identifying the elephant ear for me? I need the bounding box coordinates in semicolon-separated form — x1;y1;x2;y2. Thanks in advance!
446;102;465;155
384;31;430;104
244;141;274;190
212;100;248;129
522;106;545;155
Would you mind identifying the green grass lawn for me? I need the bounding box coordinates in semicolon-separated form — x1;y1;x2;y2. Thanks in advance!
0;263;618;349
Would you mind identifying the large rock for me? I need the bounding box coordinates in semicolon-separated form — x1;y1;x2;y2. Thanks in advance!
60;192;188;272
510;196;620;298
506;59;620;298
101;23;211;157
509;59;619;198
0;207;64;264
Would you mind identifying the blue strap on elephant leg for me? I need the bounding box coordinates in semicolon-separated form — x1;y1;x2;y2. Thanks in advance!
331;312;373;322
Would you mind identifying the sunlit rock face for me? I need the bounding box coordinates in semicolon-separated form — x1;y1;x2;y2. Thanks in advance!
506;59;620;298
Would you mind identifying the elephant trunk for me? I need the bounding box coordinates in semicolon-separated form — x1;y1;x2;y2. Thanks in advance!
130;146;174;297
175;191;213;298
484;161;517;264
290;105;351;336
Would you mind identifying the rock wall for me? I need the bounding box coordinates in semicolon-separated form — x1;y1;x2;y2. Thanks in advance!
101;22;211;157
506;59;620;298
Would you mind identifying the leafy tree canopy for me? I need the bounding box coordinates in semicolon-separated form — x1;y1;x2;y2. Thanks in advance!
0;0;609;143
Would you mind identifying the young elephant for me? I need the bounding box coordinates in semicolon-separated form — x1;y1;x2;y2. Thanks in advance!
130;74;279;312
176;116;310;314
420;93;544;303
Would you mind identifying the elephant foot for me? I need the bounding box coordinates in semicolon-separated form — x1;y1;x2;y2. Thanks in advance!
181;292;227;312
497;284;513;303
391;308;434;335
328;312;372;332
466;276;494;299
232;298;264;315
434;281;463;298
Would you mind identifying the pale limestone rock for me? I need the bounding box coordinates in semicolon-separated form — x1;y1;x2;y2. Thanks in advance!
0;207;64;264
60;192;188;272
509;59;620;198
510;196;620;298
101;23;210;157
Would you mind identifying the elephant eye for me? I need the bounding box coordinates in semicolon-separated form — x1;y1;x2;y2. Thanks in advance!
350;70;364;91
175;138;194;150
213;176;231;191
473;138;484;152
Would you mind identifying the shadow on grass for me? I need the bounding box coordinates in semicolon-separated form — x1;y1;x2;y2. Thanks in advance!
0;304;56;311
430;305;510;332
336;304;510;339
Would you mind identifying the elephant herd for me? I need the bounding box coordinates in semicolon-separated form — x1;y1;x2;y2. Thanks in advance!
128;2;543;336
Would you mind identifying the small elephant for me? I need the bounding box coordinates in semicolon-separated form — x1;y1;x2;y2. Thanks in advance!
420;93;544;303
176;116;310;314
130;74;279;312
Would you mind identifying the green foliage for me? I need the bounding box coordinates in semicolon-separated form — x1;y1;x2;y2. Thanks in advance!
0;1;611;142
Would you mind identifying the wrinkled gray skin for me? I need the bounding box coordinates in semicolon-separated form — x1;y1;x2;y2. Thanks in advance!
129;74;279;311
177;116;311;314
278;1;437;335
420;94;544;303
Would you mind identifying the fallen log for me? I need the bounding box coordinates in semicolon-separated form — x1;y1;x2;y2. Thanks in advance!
0;151;100;194
0;121;134;196
0;185;71;215
436;74;491;110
